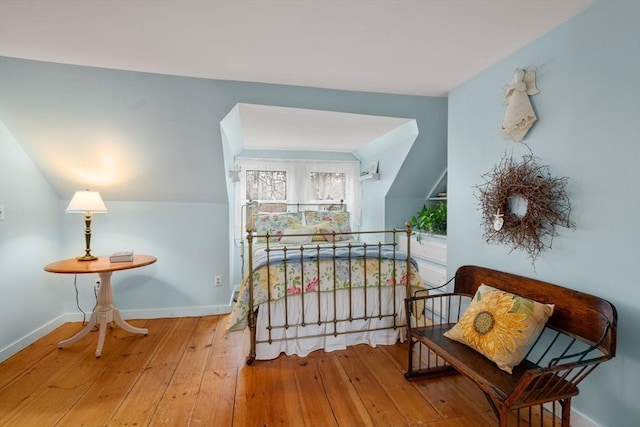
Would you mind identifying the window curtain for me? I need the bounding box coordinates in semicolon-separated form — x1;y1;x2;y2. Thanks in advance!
234;157;361;238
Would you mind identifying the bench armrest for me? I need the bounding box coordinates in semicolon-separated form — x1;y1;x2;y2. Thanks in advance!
505;354;611;408
405;292;472;329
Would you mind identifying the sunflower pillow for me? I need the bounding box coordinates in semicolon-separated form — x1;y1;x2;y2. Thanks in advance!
444;284;554;374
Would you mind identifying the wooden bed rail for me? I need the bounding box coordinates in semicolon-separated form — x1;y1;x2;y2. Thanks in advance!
405;265;617;427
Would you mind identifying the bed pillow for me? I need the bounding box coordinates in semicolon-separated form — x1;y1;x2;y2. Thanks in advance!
254;212;303;243
278;228;313;245
293;221;331;241
305;210;351;234
319;227;353;242
443;284;554;374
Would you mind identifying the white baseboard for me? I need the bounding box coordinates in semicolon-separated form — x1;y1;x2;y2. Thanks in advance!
542;401;598;427
0;305;233;363
63;304;233;322
0;314;67;363
119;304;233;319
570;408;598;427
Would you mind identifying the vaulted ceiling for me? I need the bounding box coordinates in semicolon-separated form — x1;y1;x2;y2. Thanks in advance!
0;1;594;202
236;104;413;153
0;0;593;97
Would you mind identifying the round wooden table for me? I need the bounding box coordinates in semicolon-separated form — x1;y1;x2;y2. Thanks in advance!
45;255;157;357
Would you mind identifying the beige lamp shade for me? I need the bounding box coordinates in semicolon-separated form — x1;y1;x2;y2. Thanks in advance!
66;190;108;213
66;190;107;261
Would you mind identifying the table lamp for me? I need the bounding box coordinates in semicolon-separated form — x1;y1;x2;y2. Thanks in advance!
66;190;108;261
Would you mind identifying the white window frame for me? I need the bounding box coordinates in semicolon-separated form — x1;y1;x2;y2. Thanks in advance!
234;157;361;239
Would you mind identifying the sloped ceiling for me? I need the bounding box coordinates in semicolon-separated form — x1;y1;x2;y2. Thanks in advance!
237;104;412;153
0;1;594;203
0;58;227;203
0;57;437;203
0;0;593;97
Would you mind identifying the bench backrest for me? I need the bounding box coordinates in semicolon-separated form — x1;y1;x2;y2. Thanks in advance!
453;265;617;357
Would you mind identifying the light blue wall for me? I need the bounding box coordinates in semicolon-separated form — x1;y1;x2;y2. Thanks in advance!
61;201;230;317
356;120;419;232
0;123;65;359
0;56;447;360
387;98;448;228
447;1;640;426
0;60;226;204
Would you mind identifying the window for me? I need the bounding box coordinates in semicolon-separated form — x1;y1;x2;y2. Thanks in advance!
246;170;287;201
234;157;361;239
308;172;345;201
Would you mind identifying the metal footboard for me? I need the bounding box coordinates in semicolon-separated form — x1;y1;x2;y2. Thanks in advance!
245;225;418;365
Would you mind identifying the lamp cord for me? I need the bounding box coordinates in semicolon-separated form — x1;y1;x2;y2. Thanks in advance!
93;281;99;312
73;274;87;325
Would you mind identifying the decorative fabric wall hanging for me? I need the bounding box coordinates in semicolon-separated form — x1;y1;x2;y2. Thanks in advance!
476;154;574;264
501;69;540;142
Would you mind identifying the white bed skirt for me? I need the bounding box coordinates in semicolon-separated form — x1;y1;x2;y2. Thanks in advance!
254;286;408;360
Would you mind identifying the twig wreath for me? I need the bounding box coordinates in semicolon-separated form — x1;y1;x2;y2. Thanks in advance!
476;154;574;264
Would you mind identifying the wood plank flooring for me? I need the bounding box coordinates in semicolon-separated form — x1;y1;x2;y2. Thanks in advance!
0;315;539;426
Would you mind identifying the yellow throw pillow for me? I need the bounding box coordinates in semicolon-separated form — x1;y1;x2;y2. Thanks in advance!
444;284;554;374
319;227;353;242
293;221;330;241
278;228;313;245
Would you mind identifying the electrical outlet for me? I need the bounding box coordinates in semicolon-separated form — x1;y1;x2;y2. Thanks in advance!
215;275;223;286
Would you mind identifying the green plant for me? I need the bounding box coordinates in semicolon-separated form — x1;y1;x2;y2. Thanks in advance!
410;202;447;235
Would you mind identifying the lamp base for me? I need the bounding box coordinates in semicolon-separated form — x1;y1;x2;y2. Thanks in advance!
76;255;98;261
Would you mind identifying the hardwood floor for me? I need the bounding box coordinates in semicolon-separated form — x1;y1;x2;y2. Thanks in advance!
1;315;520;426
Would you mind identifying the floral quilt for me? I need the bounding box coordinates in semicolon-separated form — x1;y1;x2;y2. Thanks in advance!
226;246;425;331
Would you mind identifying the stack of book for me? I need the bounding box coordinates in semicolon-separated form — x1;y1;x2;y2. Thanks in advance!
110;251;134;263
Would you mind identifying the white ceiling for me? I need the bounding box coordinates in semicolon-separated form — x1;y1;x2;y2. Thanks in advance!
0;0;594;152
0;0;593;97
238;103;412;152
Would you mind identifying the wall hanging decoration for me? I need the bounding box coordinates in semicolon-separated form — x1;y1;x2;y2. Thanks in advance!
476;154;574;264
501;69;540;142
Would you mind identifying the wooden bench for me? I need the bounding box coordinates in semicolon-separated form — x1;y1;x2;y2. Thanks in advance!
405;265;617;427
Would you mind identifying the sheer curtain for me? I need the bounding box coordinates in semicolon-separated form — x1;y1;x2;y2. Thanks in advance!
234;157;361;238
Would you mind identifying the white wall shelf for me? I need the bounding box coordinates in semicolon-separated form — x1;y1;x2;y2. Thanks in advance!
426;169;447;201
359;173;380;181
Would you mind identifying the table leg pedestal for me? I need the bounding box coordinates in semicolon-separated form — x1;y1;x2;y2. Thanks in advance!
58;271;148;358
57;313;97;350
